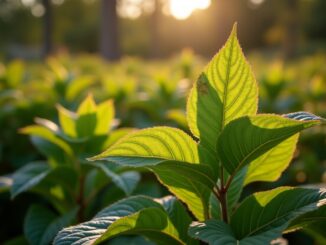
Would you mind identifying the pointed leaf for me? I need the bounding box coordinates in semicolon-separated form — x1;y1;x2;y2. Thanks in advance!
218;114;322;176
230;187;326;244
187;23;258;154
77;94;96;115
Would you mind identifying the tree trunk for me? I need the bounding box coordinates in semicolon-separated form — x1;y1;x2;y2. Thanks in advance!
150;0;161;58
100;0;120;61
42;0;53;57
283;0;299;59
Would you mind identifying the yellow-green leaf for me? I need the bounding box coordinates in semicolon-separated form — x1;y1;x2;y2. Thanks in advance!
90;126;217;220
186;23;258;154
217;114;322;176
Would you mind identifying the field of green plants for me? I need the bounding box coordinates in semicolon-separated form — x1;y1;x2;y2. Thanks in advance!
1;27;326;245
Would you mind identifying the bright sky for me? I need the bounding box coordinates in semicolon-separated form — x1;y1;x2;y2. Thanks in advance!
168;0;211;20
118;0;212;20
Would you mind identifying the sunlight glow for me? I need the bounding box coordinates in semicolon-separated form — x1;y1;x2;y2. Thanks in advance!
168;0;211;20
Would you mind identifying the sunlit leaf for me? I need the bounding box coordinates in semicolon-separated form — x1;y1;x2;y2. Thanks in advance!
20;126;73;157
230;187;326;244
218;114;322;176
90;127;217;220
187;23;258;154
54;196;187;245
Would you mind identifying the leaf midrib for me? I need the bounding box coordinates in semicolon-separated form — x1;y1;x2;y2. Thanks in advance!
220;32;235;132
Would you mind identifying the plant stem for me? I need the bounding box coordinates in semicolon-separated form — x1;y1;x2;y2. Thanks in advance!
218;162;229;223
77;174;85;222
219;187;228;223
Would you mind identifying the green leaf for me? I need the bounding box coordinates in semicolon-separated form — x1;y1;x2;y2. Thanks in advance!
244;112;325;185
90;126;217;220
30;136;68;166
158;196;199;245
11;163;78;213
5;60;24;87
66;76;95;101
230;187;326;244
244;134;298;185
57;105;77;138
54;196;177;245
77;93;97;115
11;162;50;198
95;99;115;135
20;126;73;157
287;203;326;232
189;220;237;245
109;236;155;245
92;127;205;165
96;163;140;195
96;208;184;245
103;128;136;148
217;114;322;176
186;23;258;154
24;205;77;245
75;94;98;138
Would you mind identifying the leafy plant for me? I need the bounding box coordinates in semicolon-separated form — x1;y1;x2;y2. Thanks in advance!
9;95;140;245
54;24;326;244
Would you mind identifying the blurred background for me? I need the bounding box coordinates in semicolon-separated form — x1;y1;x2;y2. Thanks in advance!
0;0;325;59
1;0;326;244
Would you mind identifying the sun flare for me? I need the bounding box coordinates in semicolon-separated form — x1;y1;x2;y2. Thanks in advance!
168;0;211;20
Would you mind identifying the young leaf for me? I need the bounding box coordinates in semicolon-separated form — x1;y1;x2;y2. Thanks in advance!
20;126;73;157
218;114;322;176
90;126;217;220
57;105;77;138
24;205;77;245
187;23;258;154
189;220;237;244
54;196;188;245
95;99;115;135
230;187;326;244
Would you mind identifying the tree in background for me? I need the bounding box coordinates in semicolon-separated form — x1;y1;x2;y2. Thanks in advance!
100;0;121;60
150;0;161;58
42;0;53;57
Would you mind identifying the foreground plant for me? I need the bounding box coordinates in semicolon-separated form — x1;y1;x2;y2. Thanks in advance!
55;24;326;244
9;95;140;245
